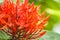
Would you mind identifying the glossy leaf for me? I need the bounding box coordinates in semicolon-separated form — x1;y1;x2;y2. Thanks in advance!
0;30;10;40
39;30;60;40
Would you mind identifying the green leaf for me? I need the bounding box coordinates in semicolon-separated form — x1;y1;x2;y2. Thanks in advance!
45;0;60;10
0;30;10;40
45;8;60;30
39;30;60;40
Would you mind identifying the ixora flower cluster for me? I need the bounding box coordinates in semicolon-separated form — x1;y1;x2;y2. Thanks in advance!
0;0;49;40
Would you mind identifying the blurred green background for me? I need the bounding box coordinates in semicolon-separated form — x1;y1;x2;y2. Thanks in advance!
0;0;60;40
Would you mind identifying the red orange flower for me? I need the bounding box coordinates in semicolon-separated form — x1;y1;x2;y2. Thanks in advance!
0;0;49;40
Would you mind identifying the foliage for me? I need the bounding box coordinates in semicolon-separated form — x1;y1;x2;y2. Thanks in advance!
39;30;60;40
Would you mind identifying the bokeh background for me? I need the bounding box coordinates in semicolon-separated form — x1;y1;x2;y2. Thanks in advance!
0;0;60;40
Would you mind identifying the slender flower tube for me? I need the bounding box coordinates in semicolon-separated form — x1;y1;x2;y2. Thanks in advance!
0;0;49;40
